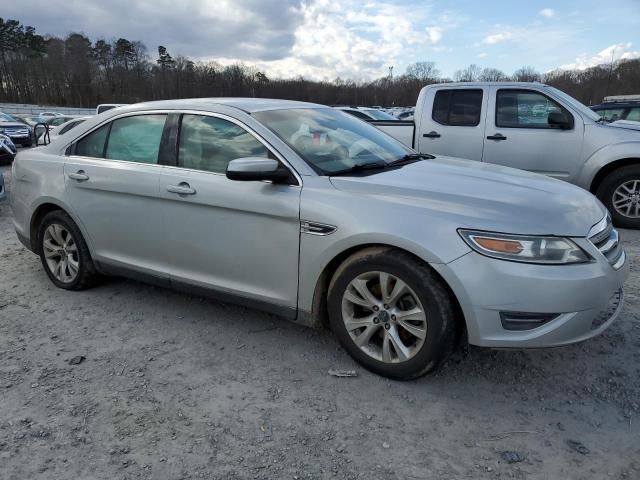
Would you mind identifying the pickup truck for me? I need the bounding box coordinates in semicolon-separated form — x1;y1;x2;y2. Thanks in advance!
373;82;640;228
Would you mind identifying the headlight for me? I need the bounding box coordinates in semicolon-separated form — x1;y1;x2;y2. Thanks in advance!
458;229;591;264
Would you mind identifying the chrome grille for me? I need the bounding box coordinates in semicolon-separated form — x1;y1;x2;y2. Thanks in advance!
589;214;624;269
2;127;30;137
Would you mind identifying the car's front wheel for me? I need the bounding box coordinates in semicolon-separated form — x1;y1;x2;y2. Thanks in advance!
38;210;99;290
327;247;460;380
597;165;640;229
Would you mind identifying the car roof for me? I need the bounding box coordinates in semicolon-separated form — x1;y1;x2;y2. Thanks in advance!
591;102;640;109
427;81;549;88
119;98;325;114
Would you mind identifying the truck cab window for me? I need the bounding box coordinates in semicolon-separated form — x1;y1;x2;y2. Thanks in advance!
432;89;483;127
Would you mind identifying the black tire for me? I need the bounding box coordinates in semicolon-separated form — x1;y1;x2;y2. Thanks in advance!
596;165;640;229
327;247;461;380
37;210;99;290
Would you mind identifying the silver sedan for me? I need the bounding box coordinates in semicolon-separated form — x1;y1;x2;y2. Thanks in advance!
10;99;628;379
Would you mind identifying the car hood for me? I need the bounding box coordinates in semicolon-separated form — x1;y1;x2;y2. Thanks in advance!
607;120;640;132
329;156;606;237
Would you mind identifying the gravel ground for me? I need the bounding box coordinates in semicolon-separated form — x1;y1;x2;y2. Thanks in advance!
1;162;639;480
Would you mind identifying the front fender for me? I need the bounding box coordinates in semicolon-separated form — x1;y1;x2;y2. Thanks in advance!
576;141;640;190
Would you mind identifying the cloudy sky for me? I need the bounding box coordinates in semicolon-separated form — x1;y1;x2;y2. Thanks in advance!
4;0;639;81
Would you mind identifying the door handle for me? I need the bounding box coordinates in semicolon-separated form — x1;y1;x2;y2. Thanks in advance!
486;133;507;141
423;131;441;138
167;183;196;195
68;171;89;181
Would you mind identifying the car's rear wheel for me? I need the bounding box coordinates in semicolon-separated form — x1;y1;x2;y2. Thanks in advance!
38;210;99;290
327;247;460;380
597;165;640;229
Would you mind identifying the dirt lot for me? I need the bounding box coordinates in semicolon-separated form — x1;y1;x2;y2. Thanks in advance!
0;162;639;480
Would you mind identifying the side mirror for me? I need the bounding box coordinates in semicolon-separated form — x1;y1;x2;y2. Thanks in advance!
226;157;291;183
548;111;572;130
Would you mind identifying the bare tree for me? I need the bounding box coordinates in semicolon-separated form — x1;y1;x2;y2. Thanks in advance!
479;68;509;81
405;61;440;82
512;66;541;82
454;64;481;82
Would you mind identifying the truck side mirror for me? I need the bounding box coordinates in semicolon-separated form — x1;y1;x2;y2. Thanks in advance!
548;111;573;130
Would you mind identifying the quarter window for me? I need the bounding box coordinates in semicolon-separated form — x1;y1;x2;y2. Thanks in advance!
432;89;483;126
105;115;167;164
496;90;571;129
75;124;109;158
178;115;269;174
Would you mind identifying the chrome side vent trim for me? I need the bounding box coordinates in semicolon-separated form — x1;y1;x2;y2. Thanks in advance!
300;221;337;236
589;214;624;269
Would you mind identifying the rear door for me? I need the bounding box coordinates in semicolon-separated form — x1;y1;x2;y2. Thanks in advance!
63;113;170;279
158;112;302;314
416;86;487;160
482;87;585;181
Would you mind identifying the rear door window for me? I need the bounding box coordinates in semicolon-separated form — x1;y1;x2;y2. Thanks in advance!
105;115;167;164
432;89;483;126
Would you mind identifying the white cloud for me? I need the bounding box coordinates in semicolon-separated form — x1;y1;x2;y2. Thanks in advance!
483;32;512;44
560;42;640;70
203;0;449;81
477;52;488;58
539;8;555;18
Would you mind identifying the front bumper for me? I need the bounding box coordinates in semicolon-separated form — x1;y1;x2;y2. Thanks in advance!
433;241;629;348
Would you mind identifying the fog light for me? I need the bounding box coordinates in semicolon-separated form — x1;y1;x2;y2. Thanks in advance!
500;312;559;331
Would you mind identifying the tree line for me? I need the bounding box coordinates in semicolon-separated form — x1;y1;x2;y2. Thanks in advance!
1;17;638;109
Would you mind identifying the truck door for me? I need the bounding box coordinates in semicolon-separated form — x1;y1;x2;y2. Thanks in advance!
481;86;584;181
416;86;487;161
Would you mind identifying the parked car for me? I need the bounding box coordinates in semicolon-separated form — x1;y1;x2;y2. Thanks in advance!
10;99;628;379
590;100;640;123
334;106;397;121
46;116;91;143
35;116;86;145
96;104;127;115
396;110;415;121
0;112;34;147
0;134;17;164
372;82;640;228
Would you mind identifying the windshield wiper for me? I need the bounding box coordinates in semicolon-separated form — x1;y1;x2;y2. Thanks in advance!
387;153;434;166
329;162;388;176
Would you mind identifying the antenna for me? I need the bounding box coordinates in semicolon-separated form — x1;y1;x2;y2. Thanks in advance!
604;45;616;100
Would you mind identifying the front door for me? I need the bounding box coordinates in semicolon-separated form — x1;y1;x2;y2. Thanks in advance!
63;114;169;278
482;87;585;182
159;113;301;314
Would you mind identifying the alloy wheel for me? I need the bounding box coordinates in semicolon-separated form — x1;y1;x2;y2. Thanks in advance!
42;224;80;283
612;179;640;218
341;271;427;363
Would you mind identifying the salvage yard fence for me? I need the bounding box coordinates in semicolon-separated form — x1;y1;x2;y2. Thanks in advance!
0;102;94;116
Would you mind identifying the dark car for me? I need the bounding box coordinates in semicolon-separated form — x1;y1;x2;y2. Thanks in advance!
0;112;33;147
0;133;17;164
590;101;640;123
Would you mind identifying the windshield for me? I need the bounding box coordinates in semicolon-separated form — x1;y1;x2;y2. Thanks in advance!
253;108;414;175
0;112;16;122
361;109;396;121
545;86;601;122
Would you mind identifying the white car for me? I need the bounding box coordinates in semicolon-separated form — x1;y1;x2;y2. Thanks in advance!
334;106;397;121
46;116;92;143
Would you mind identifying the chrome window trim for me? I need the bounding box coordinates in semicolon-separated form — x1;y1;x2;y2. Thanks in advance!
65;109;303;187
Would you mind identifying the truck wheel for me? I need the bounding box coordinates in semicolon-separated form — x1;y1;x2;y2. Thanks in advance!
38;210;99;290
327;247;460;380
597;165;640;229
